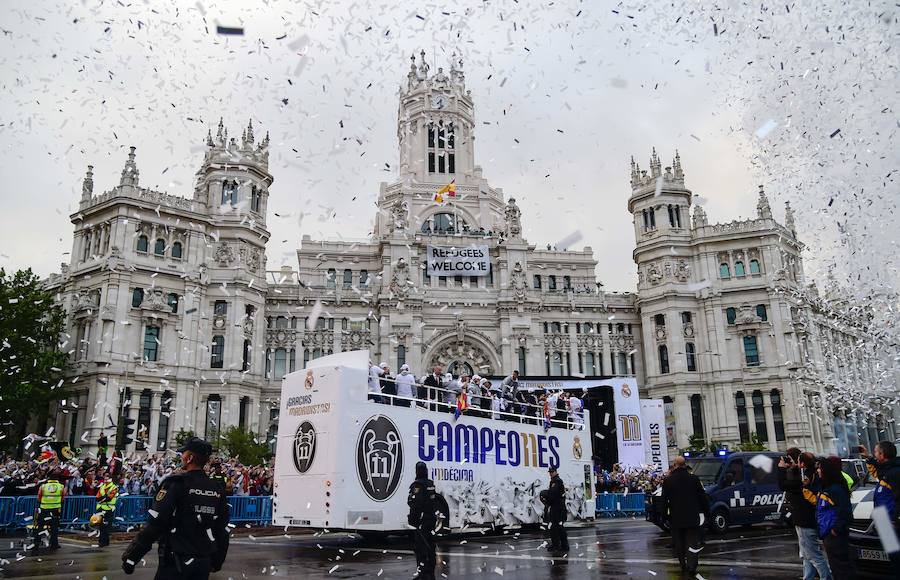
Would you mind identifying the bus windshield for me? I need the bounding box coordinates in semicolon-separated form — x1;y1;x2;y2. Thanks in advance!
686;458;724;485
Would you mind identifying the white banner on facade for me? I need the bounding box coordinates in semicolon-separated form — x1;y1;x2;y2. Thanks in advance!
426;245;491;277
640;399;669;470
610;378;645;467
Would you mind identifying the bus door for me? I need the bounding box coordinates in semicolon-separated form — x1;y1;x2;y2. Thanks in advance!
719;458;751;524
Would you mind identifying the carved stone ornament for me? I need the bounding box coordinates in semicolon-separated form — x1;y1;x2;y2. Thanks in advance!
655;327;667;341
543;334;571;349
267;328;298;348
214;242;235;266
504;198;522;238
683;323;695;338
388;258;410;299
74;289;99;312
509;262;527;300
247;248;261;272
142;289;169;312
736;303;761;325
242;316;254;338
675;260;690;281
389;199;409;233
430;340;495;376
341;329;370;351
647;263;662;284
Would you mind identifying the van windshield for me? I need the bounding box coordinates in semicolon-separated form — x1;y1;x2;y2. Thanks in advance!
686;458;723;485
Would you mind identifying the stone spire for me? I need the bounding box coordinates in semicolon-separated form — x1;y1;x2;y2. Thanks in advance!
673;150;684;181
246;118;255;146
418;49;429;78
649;147;661;178
119;146;139;187
692;204;708;228
784;201;796;235
407;52;418;90
81;165;94;201
757;184;772;219
206;128;214;147
216;117;226;147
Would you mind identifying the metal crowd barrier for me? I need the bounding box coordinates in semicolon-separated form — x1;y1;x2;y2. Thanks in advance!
0;495;274;530
595;492;646;517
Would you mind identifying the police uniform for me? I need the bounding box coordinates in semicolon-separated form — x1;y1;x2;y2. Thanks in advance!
96;477;119;547
32;476;64;552
407;462;438;580
122;438;230;580
544;468;569;552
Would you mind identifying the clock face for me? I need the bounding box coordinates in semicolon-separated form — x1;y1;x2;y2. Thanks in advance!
431;95;446;109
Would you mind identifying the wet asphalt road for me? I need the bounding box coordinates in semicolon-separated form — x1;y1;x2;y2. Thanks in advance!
1;519;804;579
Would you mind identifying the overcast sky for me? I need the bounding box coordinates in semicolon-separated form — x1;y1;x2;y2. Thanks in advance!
1;0;896;296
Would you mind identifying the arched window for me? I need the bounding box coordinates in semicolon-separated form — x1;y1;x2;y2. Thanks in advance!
136;235;149;253
735;392;750;442
275;316;288;329
685;342;697;371
658;345;669;374
397;345;406;368
681;311;692;324
550;322;561;333
143;326;160;361
654;314;666;327
617;352;628;375
154;238;166;256
343;269;353;288
548;275;557;290
326;268;336;290
749;259;761;274
771;389;786;441
616;323;625;334
359;270;369;287
690;394;704;437
250;186;261;212
756;304;768;321
274;348;287;378
211;335;225;368
242;339;251;372
726;307;736;325
735;261;746;276
427;121;455;174
752;390;768;442
667;204;675;227
171;241;183;259
131;288;144;308
533;275;542;289
423;212;458;234
720;263;731;278
221;180;237;205
167;293;179;313
563;276;571;289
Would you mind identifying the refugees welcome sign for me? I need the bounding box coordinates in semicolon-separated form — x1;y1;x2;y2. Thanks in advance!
426;245;491;277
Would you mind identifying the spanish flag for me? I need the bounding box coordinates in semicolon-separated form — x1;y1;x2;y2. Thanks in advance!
433;180;456;205
454;390;468;420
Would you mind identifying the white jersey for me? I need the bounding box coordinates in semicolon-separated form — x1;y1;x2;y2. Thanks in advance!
568;396;585;429
394;372;416;399
368;365;383;393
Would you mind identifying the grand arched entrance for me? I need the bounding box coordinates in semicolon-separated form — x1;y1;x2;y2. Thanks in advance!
426;338;498;377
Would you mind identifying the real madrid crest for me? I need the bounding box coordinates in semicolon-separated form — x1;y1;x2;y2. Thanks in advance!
305;369;314;390
621;383;632;398
572;436;583;460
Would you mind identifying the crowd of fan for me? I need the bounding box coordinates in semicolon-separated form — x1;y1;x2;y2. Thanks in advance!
367;364;586;429
0;441;274;498
595;463;666;494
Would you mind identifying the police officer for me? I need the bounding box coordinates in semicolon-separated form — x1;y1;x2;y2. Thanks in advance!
543;466;569;553
121;437;229;579
407;461;438;580
32;469;65;554
96;470;119;548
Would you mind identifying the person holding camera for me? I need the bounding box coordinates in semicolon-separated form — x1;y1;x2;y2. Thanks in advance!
779;448;832;580
121;437;230;578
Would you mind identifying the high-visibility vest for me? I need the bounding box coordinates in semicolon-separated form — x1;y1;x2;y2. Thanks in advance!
97;481;118;511
39;480;63;510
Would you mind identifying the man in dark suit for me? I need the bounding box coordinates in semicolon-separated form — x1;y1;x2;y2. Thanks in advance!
422;366;443;411
660;456;709;575
543;466;569;553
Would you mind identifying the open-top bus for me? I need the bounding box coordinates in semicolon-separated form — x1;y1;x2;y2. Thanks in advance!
272;350;595;533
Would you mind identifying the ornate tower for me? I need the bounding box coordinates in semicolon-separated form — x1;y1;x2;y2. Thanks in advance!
397;51;476;184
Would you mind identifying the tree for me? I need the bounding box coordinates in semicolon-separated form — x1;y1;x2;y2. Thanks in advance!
217;426;269;465
737;432;768;452
173;428;195;448
0;268;69;454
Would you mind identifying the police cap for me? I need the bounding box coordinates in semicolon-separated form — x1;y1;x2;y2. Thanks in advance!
176;437;213;458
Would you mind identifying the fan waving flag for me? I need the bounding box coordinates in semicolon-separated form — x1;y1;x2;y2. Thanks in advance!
433;180;456;205
454;390;468;420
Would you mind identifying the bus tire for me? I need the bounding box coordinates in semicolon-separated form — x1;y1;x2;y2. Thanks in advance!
435;496;451;536
709;509;729;534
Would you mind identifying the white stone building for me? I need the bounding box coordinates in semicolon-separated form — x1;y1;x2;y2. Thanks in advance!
47;53;895;459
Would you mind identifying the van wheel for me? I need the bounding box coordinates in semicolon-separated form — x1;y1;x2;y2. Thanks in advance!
435;496;451;536
709;509;729;534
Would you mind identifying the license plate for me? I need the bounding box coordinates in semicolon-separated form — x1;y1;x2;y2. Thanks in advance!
858;548;889;561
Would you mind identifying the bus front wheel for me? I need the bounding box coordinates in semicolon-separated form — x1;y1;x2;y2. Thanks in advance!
709;509;729;534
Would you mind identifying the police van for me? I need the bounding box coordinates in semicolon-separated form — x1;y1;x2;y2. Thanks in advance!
271;350;595;533
647;451;786;533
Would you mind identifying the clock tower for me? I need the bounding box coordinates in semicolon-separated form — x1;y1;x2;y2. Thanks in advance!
397;51;476;184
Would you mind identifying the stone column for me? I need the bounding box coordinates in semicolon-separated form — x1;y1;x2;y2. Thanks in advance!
745;402;757;439
601;332;612;376
148;392;161;453
674;393;693;449
763;392;778;449
127;390;140;455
